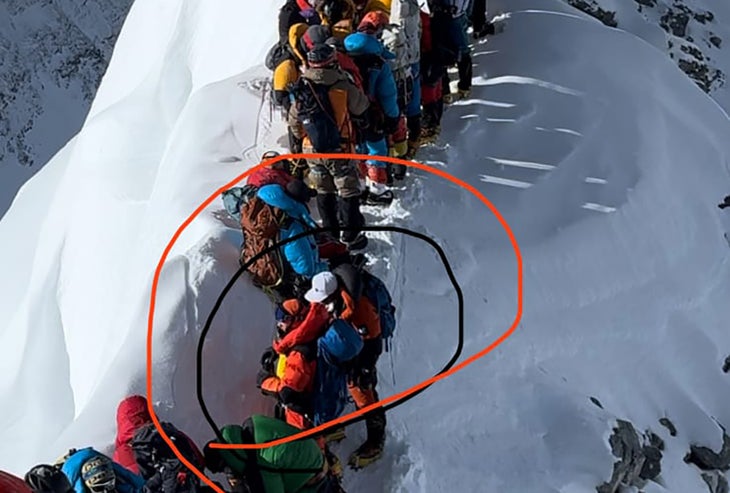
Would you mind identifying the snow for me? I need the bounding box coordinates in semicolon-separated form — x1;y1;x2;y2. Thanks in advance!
2;0;730;491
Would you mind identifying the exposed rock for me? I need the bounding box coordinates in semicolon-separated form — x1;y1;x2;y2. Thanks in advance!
597;420;663;493
681;44;705;61
633;0;656;8
660;8;690;37
567;0;618;28
685;433;730;471
659;417;677;437
710;36;722;49
723;355;730;373
590;396;604;409
702;471;729;493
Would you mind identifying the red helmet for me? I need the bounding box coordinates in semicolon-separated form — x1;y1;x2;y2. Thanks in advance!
357;10;389;35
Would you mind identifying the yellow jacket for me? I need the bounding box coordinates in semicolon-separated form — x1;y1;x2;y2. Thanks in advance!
273;23;309;92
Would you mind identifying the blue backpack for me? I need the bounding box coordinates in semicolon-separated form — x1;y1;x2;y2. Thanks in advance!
313;319;364;425
362;271;397;351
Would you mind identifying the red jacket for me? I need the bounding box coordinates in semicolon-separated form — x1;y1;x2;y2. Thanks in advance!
0;471;31;493
274;302;331;354
420;11;432;54
113;395;152;474
337;52;364;91
341;290;381;339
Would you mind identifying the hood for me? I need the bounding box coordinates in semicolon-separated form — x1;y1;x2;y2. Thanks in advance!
343;32;395;59
115;395;152;446
289;22;309;64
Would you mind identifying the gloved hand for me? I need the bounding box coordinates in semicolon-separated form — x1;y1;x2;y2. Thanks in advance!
260;347;277;373
257;367;275;389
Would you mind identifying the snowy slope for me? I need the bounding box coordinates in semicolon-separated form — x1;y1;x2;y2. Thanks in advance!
0;0;133;219
2;0;730;492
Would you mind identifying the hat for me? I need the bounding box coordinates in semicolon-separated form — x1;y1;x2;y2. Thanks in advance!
302;25;332;51
358;10;389;35
307;43;338;68
286;179;317;203
305;272;339;303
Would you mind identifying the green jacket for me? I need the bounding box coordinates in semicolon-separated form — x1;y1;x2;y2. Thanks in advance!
220;415;324;493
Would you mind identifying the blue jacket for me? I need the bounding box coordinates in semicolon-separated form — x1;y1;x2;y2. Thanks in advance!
343;33;400;119
257;184;327;279
62;448;145;493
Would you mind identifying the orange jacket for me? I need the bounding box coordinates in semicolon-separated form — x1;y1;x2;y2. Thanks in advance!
341;290;381;339
261;348;317;396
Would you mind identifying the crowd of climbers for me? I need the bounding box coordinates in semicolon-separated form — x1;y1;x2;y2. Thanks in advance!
4;1;496;492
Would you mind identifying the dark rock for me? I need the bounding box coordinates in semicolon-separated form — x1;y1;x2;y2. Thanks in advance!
659;417;677;437
686;433;730;471
633;0;656;7
711;36;722;49
701;471;729;493
694;11;715;24
597;420;663;492
660;9;690;37
567;0;618;28
681;44;705;61
590;396;604;409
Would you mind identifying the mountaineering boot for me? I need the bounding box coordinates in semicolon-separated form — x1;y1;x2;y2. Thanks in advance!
325;446;344;481
317;193;340;237
324;426;347;444
348;409;386;470
442;92;454;105
457;88;471;100
473;21;496;39
339;196;368;250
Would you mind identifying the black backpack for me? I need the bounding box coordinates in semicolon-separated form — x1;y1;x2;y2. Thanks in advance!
294;78;343;153
131;422;204;488
265;41;294;71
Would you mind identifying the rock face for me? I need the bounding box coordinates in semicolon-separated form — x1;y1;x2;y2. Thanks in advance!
562;0;725;96
597;420;663;493
0;0;132;168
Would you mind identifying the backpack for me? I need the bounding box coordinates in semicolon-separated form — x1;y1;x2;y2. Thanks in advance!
361;271;396;351
239;195;289;289
294;78;343;153
313;319;364;425
265;41;294;71
131;422;204;491
221;185;258;223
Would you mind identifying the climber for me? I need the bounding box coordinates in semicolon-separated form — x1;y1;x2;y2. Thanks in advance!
428;0;473;103
23;465;73;493
1;469;32;493
240;180;327;302
344;13;403;205
113;395;205;493
60;449;145;493
203;415;344;493
288;42;371;250
329;260;389;469
257;299;319;431
419;9;447;143
382;0;422;170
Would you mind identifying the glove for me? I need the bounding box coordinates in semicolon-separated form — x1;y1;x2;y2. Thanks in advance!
260;347;277;373
257;368;274;389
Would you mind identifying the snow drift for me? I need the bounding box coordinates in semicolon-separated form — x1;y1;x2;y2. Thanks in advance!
2;0;730;491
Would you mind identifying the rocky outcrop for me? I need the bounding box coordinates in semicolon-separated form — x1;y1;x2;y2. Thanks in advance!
597;420;663;493
0;0;132;168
